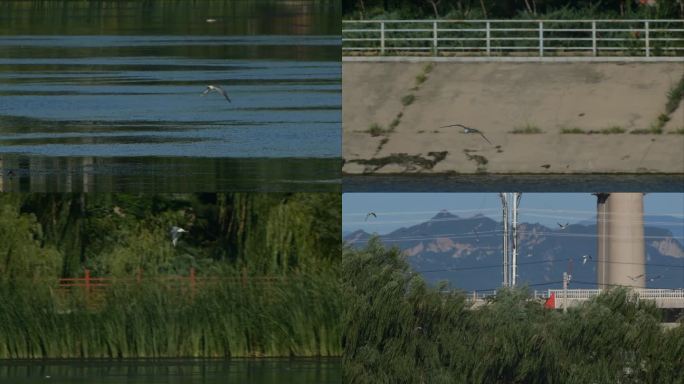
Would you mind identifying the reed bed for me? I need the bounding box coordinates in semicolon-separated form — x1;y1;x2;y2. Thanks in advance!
343;239;684;384
0;271;342;359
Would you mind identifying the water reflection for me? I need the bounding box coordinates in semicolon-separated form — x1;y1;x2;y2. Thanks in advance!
0;155;340;192
0;1;341;36
0;359;341;384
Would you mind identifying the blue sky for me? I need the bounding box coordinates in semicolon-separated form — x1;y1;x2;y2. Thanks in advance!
343;193;684;234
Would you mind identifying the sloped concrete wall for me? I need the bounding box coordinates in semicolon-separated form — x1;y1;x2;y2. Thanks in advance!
343;62;684;174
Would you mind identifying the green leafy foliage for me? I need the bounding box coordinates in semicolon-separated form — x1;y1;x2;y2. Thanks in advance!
344;0;683;20
0;196;61;280
0;193;340;278
0;193;341;358
343;239;684;383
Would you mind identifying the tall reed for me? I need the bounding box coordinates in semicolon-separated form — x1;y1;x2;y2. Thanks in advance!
0;270;341;359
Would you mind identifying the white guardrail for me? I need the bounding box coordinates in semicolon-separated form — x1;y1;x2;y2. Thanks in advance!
548;288;684;309
342;19;684;57
462;289;684;309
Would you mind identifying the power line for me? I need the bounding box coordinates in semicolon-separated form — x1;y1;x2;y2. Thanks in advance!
344;207;683;219
519;212;683;225
413;259;684;274
437;280;564;294
583;260;684;268
344;207;499;217
471;281;564;292
346;230;503;243
344;215;499;226
570;280;684;288
416;259;552;274
345;230;683;244
521;207;684;218
515;231;684;240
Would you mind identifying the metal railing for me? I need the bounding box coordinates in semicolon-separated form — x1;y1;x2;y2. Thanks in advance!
548;288;684;309
548;288;684;299
342;19;684;57
57;268;282;292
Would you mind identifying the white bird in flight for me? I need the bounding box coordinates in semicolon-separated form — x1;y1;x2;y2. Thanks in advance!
202;85;231;102
170;226;187;247
365;212;377;221
558;222;569;230
581;254;592;265
440;123;492;145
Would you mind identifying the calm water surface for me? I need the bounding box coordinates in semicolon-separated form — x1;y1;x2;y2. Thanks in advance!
0;1;341;192
343;174;684;192
0;359;341;384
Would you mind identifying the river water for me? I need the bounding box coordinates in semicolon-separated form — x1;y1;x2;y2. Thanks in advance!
343;174;684;192
0;359;341;384
0;1;341;192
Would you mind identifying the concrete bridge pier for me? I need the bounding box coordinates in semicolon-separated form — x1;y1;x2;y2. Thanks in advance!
596;193;645;288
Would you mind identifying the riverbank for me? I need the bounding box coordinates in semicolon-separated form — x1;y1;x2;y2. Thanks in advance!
0;358;342;384
343;61;684;174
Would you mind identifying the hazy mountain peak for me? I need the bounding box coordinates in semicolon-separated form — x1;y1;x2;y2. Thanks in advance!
344;229;371;244
431;210;458;221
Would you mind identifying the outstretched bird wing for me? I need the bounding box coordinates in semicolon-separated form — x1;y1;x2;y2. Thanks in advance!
201;86;231;102
439;123;468;129
440;124;492;145
477;131;492;145
216;86;231;102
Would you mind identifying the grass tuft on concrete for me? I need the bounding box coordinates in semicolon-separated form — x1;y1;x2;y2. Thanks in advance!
599;126;626;134
401;94;415;106
366;123;386;137
560;127;585;134
665;73;684;115
511;124;543;134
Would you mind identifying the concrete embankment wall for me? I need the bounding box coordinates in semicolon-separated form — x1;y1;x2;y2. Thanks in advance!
343;61;684;174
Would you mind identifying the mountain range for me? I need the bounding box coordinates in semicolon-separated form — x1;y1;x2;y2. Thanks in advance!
344;211;684;291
